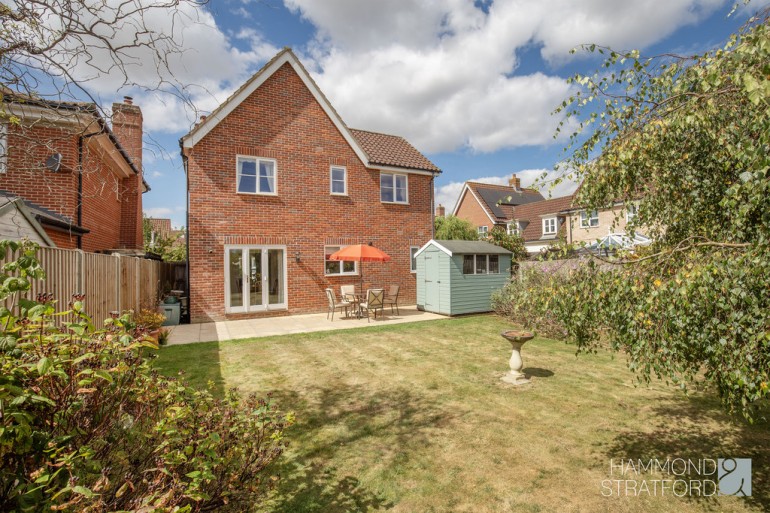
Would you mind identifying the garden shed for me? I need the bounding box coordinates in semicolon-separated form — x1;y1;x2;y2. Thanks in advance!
415;240;513;315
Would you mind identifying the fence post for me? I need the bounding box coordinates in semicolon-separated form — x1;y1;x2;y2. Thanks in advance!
115;253;121;313
75;249;84;294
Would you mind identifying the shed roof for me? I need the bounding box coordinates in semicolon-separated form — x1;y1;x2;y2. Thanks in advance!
415;239;512;258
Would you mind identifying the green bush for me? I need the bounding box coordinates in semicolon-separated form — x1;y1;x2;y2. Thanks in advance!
0;240;293;512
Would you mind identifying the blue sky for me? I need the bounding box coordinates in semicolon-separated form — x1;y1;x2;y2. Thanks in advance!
123;0;766;228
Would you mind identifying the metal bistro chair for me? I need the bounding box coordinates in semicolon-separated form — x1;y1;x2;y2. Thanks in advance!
340;284;356;303
359;288;385;323
325;288;349;321
383;284;400;315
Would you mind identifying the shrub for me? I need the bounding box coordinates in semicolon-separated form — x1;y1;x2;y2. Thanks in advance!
0;240;293;512
133;307;166;330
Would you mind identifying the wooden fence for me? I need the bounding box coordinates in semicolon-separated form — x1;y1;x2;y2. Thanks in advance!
6;247;178;327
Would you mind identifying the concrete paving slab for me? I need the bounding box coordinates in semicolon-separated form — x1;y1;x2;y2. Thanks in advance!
166;305;445;345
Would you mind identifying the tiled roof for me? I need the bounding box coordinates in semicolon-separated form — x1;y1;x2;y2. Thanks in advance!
432;239;512;255
349;129;440;173
466;182;543;222
148;218;172;237
512;195;574;242
0;190;89;234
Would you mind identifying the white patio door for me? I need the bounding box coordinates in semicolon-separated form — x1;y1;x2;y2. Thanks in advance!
225;245;287;313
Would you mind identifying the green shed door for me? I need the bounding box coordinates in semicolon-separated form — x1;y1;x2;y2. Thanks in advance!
423;253;440;311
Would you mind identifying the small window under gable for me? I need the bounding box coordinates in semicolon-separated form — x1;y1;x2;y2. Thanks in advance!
543;217;557;235
380;172;408;204
478;226;488;236
237;156;276;195
330;165;347;195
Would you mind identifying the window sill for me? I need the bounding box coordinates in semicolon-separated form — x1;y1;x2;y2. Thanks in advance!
237;191;278;196
324;273;360;278
381;200;409;205
330;192;349;197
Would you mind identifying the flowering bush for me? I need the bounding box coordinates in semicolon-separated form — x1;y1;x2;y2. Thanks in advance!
0;240;293;512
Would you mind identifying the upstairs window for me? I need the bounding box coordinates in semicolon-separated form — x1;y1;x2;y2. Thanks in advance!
0;123;6;174
330;165;347;195
507;222;519;236
478;226;488;236
626;203;638;222
380;172;408;204
543;217;557;235
580;210;599;228
237;156;276;195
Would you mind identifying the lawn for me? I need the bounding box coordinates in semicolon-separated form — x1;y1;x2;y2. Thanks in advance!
154;315;769;513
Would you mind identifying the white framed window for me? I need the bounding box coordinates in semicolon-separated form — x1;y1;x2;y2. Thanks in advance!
626;203;638;222
580;210;599;228
410;246;419;273
507;222;519;236
236;156;276;195
330;165;347;195
462;254;501;275
543;217;557;235
0;123;7;174
478;226;488;236
380;172;408;204
324;245;358;276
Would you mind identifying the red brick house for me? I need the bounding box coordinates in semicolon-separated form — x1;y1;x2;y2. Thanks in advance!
508;195;575;253
0;93;147;252
181;49;441;322
452;175;543;236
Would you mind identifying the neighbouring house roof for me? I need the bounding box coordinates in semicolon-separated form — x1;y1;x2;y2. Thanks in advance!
0;198;56;246
0;190;89;235
349;129;440;173
454;182;544;224
512;195;574;242
1;90;150;192
179;48;440;176
414;239;512;258
147;217;172;238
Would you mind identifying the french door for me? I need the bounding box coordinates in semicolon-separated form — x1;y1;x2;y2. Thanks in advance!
225;245;287;313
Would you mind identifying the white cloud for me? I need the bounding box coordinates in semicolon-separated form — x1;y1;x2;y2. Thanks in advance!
436;168;579;213
286;0;728;153
144;207;173;218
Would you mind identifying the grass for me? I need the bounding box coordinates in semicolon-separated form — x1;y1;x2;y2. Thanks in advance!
154;315;769;512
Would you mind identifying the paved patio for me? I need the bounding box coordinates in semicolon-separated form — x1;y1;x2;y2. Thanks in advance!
166;305;446;345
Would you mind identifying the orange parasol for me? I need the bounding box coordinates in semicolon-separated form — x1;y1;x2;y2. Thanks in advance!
328;243;391;290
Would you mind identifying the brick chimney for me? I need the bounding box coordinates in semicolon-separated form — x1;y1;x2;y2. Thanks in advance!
436;204;445;217
112;96;144;250
508;173;521;191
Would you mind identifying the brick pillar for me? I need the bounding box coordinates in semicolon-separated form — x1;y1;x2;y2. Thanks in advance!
112;97;144;250
435;204;445;217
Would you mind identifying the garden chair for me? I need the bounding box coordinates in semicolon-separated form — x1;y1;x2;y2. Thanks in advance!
325;288;349;321
383;284;400;314
359;288;384;323
340;284;356;303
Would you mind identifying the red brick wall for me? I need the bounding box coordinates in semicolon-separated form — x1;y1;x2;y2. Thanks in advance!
455;189;494;231
112;102;144;250
187;62;434;322
1;120;141;251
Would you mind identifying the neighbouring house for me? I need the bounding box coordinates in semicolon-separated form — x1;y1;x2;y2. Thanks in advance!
561;202;639;246
452;175;544;236
509;195;575;254
511;193;643;254
0;92;148;252
180;48;441;322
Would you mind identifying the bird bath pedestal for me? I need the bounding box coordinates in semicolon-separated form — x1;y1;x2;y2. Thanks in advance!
501;330;535;385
